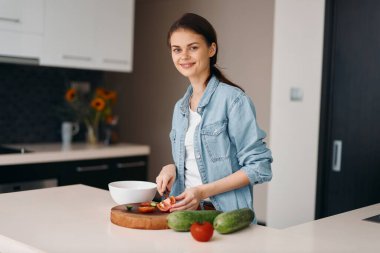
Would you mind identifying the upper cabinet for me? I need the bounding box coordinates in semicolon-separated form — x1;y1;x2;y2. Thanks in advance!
41;0;97;70
0;0;135;73
41;0;134;72
0;0;44;59
94;0;134;72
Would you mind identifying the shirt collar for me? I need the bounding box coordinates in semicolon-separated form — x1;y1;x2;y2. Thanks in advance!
180;75;219;115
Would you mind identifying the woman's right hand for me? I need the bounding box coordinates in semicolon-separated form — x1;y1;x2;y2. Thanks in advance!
156;164;176;196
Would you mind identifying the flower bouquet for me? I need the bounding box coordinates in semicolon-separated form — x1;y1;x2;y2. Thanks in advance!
65;86;118;145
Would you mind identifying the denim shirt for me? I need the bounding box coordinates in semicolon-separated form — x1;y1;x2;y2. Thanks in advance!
169;75;273;219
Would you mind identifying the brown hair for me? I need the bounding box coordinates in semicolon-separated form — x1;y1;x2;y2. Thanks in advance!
167;13;244;92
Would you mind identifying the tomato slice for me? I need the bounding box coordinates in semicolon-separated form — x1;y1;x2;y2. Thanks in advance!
140;202;152;207
163;198;171;205
138;206;156;213
169;196;176;205
157;201;171;212
157;196;176;212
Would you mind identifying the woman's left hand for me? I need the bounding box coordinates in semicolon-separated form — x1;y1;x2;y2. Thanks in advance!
170;187;204;211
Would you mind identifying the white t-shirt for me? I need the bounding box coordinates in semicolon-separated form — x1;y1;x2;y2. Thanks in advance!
184;107;203;189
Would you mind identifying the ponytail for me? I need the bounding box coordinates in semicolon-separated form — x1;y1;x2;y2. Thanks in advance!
210;66;245;92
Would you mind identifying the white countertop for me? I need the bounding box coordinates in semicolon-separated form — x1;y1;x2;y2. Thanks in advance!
284;203;380;252
0;143;150;166
0;234;45;253
0;185;378;253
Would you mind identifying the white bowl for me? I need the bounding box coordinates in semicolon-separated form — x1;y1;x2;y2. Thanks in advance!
108;181;157;205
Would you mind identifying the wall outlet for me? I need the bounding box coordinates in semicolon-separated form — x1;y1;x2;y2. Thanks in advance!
290;87;303;101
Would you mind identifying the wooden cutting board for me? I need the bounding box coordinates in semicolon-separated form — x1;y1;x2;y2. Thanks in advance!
110;204;169;230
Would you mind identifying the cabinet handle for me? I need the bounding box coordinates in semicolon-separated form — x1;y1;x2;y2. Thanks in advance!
103;58;128;65
0;17;21;23
62;54;92;62
332;140;342;172
76;164;109;172
116;161;146;169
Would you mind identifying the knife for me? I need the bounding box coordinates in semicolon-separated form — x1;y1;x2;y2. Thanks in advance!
162;188;170;200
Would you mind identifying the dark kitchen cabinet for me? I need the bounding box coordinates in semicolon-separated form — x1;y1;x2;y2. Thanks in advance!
62;156;148;189
0;155;148;193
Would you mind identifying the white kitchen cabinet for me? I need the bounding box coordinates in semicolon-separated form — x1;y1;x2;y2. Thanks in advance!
94;0;134;72
0;0;44;59
41;0;97;70
41;0;135;72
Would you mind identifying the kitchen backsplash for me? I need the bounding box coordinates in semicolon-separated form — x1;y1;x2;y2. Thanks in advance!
0;63;104;144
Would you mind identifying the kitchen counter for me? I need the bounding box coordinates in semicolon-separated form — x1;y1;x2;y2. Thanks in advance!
0;143;150;166
284;203;380;252
0;234;45;253
0;185;378;253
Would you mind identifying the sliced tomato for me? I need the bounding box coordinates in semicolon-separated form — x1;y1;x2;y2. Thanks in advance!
140;201;157;207
138;206;156;213
162;197;172;205
157;201;171;212
169;196;176;205
157;196;176;212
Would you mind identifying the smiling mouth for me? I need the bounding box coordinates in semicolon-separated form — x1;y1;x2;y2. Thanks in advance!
180;63;195;69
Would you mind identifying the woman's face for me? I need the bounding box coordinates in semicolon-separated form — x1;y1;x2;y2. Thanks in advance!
170;29;216;80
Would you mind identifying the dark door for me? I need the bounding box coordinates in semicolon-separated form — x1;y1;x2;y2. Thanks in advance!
317;0;380;218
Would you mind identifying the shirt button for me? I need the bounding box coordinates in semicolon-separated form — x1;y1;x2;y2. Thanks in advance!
197;108;202;113
196;153;200;159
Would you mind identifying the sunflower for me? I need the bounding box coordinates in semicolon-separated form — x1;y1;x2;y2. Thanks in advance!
91;97;106;111
105;115;119;125
96;87;117;101
65;88;76;102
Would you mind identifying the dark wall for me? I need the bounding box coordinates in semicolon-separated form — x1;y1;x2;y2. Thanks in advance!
0;63;104;144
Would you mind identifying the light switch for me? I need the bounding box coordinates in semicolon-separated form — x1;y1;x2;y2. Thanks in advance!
290;87;303;101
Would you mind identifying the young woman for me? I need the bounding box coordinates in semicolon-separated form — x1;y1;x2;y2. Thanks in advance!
156;13;272;218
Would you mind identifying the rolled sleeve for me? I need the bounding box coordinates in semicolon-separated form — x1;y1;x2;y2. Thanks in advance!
228;93;273;185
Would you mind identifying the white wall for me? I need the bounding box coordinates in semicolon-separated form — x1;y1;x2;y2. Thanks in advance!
266;0;325;228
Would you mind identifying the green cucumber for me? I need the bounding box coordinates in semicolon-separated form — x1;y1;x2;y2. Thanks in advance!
167;210;222;232
213;208;255;234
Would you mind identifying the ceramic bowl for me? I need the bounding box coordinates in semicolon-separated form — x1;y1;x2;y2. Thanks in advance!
108;181;157;205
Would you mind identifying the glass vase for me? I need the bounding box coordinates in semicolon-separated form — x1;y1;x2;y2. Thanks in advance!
86;124;98;146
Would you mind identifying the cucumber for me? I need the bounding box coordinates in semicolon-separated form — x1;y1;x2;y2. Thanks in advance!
213;208;255;234
167;210;222;232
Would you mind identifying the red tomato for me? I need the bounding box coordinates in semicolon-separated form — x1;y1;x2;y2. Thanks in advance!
157;201;171;212
157;196;176;212
169;196;176;205
138;206;156;213
190;222;214;242
162;197;172;205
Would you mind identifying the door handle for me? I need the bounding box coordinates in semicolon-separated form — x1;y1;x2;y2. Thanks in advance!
103;58;128;65
116;161;146;169
0;17;21;23
76;164;109;172
62;54;92;62
332;140;342;172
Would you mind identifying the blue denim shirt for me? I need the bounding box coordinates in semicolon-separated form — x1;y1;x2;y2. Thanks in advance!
169;75;273;218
